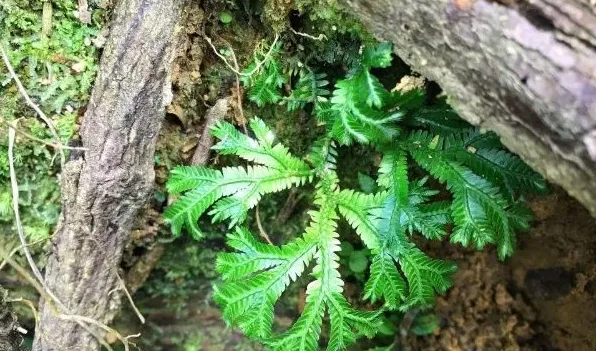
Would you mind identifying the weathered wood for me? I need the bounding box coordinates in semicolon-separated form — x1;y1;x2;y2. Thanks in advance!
341;0;596;216
32;0;185;349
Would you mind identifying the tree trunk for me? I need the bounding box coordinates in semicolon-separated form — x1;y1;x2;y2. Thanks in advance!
32;0;185;349
341;0;596;216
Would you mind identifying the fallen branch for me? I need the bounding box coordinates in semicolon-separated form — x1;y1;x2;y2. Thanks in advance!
191;97;230;166
204;34;279;78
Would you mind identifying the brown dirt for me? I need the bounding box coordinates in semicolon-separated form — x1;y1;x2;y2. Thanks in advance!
405;186;596;351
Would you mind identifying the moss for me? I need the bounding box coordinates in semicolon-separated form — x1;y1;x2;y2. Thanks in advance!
294;0;371;38
262;0;295;32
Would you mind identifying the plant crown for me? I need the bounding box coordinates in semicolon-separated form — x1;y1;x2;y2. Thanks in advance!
165;42;546;350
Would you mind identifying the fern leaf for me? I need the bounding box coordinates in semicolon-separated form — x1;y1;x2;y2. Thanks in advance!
166;166;221;194
364;252;407;309
217;174;382;350
407;131;525;259
165;165;311;237
407;107;472;135
355;70;389;109
285;69;329;112
361;42;393;69
336;189;386;250
328;77;402;145
211;118;311;172
243;52;287;106
408;202;451;240
447;147;547;197
327;293;380;351
377;149;409;204
214;228;316;339
399;248;456;309
164;184;223;238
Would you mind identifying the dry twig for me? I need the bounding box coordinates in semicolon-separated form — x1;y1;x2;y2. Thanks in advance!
204;34;279;77
0;119;87;151
114;272;146;324
255;206;273;244
290;27;327;41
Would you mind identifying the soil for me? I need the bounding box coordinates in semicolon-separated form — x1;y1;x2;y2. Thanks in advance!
405;187;596;351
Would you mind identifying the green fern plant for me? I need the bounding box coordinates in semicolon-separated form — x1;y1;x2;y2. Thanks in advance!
165;42;545;350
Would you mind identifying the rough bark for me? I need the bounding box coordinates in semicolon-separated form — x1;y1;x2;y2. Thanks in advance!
32;0;185;349
341;0;596;216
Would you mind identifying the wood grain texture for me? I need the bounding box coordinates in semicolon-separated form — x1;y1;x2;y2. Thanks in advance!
32;0;186;349
341;0;596;216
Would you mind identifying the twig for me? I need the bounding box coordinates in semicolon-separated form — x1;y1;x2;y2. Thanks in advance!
41;1;53;39
77;0;91;24
115;272;145;324
290;27;327;41
255;206;273;245
0;237;46;271
8;123;50;293
226;48;248;134
0;119;87;151
0;43;65;166
204;34;279;77
398;308;419;351
6;297;39;330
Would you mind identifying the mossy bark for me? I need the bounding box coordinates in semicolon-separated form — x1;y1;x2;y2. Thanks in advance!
341;0;596;216
32;0;186;349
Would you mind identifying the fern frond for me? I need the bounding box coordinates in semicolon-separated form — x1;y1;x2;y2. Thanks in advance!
218;174;382;350
214;227;316;339
385;88;425;113
285;69;330;112
409;202;451;240
354;70;390;109
211;118;311;171
399;248;456;309
165;165;311;237
361;42;393;69
306;136;338;172
242;47;287;107
166;166;221;194
406;131;528;259
336;189;386;250
408;107;472;135
446;146;547;197
327;76;402;145
364;252;407;309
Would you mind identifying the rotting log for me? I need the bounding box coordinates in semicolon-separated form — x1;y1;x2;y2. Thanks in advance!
32;0;186;349
341;0;596;216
